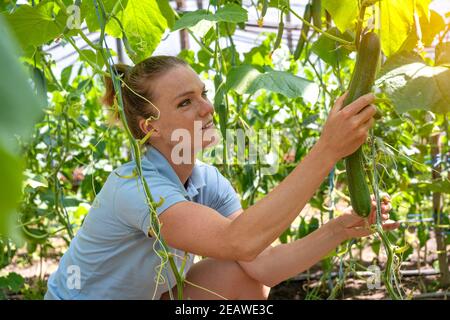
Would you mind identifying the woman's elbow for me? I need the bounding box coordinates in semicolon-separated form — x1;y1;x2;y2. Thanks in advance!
227;240;259;262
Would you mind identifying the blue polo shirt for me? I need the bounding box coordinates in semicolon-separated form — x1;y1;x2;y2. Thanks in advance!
45;146;242;300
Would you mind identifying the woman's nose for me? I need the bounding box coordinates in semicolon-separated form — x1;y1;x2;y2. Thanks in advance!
199;99;214;117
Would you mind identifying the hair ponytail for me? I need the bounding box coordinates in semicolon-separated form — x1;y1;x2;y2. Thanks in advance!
101;64;131;107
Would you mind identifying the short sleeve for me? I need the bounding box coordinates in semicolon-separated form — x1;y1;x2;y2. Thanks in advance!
209;167;242;217
113;173;187;236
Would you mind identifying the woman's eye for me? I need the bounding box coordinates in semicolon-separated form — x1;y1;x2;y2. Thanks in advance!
202;90;208;98
178;99;191;108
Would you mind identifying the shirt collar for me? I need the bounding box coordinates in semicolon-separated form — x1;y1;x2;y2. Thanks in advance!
144;146;205;199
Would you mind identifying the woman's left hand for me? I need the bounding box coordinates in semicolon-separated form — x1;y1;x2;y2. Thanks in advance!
333;194;400;240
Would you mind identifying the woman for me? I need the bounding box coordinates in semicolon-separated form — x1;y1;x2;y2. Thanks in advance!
45;56;398;300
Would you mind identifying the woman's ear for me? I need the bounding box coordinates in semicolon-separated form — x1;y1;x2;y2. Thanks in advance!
138;118;159;138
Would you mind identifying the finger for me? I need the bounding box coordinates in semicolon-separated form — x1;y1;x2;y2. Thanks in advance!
381;193;391;203
371;194;391;205
338;213;364;228
354;104;377;124
338;213;362;224
346;227;374;238
381;203;392;214
361;117;375;131
332;91;349;113
381;220;400;231
354;118;373;144
340;93;375;116
368;209;376;225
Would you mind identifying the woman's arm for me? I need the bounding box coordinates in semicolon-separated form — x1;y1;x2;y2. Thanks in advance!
159;93;377;261
238;218;345;287
233;200;399;287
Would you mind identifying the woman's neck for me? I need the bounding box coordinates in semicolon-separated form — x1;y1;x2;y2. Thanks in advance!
156;144;196;185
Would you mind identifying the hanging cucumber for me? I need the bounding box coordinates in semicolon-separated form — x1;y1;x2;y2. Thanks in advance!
311;0;322;29
343;32;381;217
294;3;312;60
272;10;285;53
258;0;269;27
261;0;268;18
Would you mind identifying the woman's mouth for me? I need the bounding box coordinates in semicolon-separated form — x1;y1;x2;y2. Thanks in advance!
202;121;214;130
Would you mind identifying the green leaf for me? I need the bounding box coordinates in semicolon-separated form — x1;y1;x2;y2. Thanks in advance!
3;1;68;50
0;23;43;149
79;49;105;68
121;0;171;62
410;180;450;193
173;4;247;31
297;218;308;238
415;0;431;19
322;0;358;33
398;9;443;52
377;52;450;114
60;65;73;89
81;0;127;35
190;20;216;38
225;65;319;102
173;10;211;31
279;227;291;244
0;272;25;292
371;239;381;255
268;0;290;10
379;0;414;57
0;148;23;238
156;0;175;29
0;16;42;237
436;42;450;66
311;27;353;68
422;10;445;46
24;171;49;189
214;4;248;23
308;217;320;234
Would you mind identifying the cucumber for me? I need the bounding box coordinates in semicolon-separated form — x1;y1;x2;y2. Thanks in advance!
343;32;381;217
294;3;312;60
312;0;322;29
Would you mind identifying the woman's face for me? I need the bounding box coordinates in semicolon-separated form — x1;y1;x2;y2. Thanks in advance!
147;65;219;162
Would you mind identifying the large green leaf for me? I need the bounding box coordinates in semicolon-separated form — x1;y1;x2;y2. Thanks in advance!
82;0;172;61
3;1;68;50
173;10;211;31
214;4;248;23
121;0;172;63
399;9;446;52
156;0;175;29
173;4;248;31
379;0;414;57
224;65;319;102
422;10;446;46
377;52;450;114
322;0;358;33
0;16;42;237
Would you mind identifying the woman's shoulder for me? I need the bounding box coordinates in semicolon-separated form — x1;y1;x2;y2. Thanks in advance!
194;160;229;185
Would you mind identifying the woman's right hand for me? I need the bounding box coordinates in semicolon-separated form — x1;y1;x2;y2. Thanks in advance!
317;92;377;162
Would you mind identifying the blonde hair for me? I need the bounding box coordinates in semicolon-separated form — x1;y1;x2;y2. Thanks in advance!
101;56;187;140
